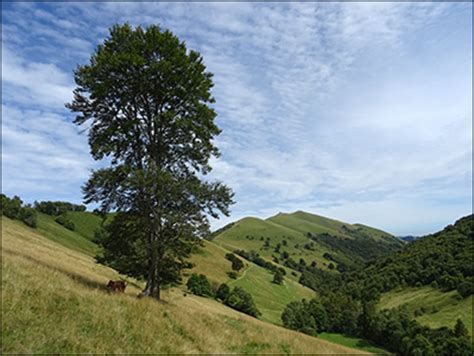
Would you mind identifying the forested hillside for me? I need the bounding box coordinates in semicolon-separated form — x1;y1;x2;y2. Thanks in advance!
280;215;473;355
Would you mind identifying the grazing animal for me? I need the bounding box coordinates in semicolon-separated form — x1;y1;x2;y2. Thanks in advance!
107;280;126;293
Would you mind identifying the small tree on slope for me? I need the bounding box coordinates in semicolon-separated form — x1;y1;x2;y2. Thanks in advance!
67;24;233;299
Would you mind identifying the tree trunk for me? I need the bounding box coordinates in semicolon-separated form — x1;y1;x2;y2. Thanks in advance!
143;228;159;298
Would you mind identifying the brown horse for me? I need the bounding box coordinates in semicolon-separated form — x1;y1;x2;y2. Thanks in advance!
107;280;126;293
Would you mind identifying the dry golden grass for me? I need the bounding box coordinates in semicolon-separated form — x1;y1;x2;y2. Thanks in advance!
2;217;367;354
184;239;245;286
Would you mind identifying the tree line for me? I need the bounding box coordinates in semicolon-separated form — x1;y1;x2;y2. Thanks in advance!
1;194;37;228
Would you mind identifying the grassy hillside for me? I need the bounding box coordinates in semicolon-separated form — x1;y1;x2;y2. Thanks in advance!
379;286;473;336
228;264;315;325
31;211;323;327
66;211;103;241
36;212;98;256
186;238;316;325
2;217;365;354
213;216;334;271
213;211;402;272
185;240;243;286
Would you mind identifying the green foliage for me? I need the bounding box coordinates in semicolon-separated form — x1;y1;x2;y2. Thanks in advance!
225;253;244;271
234;249;282;274
1;194;37;228
227;271;238;279
1;194;23;219
281;216;474;356
67;23;233;299
454;319;468;338
273;270;284;285
20;207;38;228
224;287;261;318
55;214;76;231
34;200;86;216
457;280;473;298
216;283;230;301
187;274;213;297
281;299;327;336
281;300;317;335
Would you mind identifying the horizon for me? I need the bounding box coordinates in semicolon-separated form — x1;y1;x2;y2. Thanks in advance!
2;2;472;236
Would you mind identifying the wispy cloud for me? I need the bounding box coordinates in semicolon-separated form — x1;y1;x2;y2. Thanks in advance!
2;2;471;235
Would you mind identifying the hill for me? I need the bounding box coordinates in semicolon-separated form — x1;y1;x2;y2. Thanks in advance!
27;211;318;327
343;214;473;297
35;212;99;256
2;216;366;354
331;214;473;337
379;286;473;335
212;211;403;272
186;238;316;325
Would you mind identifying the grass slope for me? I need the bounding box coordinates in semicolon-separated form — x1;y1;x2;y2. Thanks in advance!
66;211;103;241
379;286;473;336
186;239;316;325
185;240;245;286
213;211;400;272
36;212;98;256
319;333;390;355
2;217;365;354
228;264;315;325
213;216;335;271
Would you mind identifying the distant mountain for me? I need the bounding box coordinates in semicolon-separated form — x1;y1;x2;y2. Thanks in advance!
399;235;419;243
210;211;403;272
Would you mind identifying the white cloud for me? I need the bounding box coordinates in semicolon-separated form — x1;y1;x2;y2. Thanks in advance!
2;46;74;108
2;2;471;234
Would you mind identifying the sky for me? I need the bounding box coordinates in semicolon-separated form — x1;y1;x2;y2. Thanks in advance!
2;2;472;236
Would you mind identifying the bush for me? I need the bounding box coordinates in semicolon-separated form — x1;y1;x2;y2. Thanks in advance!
225;253;244;271
20;207;37;228
227;271;238;279
456;281;473;298
216;283;230;301
281;300;318;336
34;200;86;216
273;270;284;285
225;287;260;317
1;194;38;229
55;214;76;231
1;194;23;219
187;274;213;297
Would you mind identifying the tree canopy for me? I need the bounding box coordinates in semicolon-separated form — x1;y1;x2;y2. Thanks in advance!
67;23;233;299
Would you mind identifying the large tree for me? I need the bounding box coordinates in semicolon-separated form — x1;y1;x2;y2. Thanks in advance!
67;24;233;299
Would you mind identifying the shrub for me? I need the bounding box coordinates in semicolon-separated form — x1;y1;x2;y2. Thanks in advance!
225;287;260;317
454;319;469;338
55;214;76;231
1;194;23;219
456;281;473;298
273;270;284;285
216;283;230;301
227;271;238;279
186;274;213;297
281;300;317;336
20;207;37;228
1;194;38;229
225;253;244;271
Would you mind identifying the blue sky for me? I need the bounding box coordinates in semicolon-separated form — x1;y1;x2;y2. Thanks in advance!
2;2;472;236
